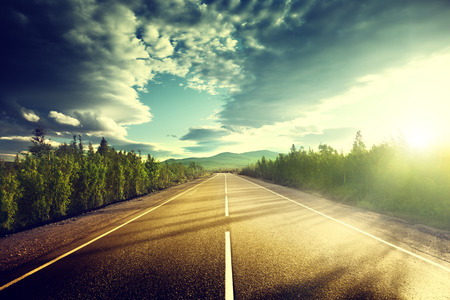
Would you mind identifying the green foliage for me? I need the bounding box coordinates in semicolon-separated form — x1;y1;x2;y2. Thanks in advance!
145;154;161;191
0;136;207;235
0;162;21;231
241;132;450;230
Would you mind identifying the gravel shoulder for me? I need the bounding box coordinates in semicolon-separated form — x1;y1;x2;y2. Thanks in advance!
0;178;208;273
241;176;450;270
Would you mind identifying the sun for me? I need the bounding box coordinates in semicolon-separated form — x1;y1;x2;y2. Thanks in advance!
404;126;432;149
398;102;446;150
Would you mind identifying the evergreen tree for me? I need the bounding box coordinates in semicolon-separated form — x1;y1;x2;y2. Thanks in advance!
28;127;53;157
352;130;366;154
98;137;109;156
0;131;207;234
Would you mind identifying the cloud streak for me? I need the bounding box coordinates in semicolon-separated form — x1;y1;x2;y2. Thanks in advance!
179;127;234;153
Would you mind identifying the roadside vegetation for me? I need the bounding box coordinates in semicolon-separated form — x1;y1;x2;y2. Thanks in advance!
0;130;206;235
241;131;450;231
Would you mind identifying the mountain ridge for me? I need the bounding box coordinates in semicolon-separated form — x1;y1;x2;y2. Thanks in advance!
164;150;279;171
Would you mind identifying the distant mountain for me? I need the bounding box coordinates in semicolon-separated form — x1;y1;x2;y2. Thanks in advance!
164;150;279;171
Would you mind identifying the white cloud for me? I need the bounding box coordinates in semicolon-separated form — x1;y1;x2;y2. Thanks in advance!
138;2;243;95
49;111;81;126
0;136;31;141
60;1;154;126
70;112;128;138
21;108;40;122
143;25;175;59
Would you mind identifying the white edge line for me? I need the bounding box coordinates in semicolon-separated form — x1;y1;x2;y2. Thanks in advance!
0;175;218;292
238;175;450;273
225;231;234;300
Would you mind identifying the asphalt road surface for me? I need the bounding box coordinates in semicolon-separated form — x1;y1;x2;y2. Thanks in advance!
1;173;449;299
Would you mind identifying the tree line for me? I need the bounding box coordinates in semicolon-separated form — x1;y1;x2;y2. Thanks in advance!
241;131;450;230
0;133;206;235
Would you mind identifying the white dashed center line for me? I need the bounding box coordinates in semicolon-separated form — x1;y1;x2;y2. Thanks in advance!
225;231;234;300
225;174;229;217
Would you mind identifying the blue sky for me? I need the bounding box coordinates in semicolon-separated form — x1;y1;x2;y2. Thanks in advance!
1;0;450;161
127;74;225;156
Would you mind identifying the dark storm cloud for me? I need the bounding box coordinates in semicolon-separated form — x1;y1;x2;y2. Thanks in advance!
0;138;32;154
219;0;450;127
104;139;175;159
0;0;152;144
0;0;243;158
0;0;170;158
180;128;229;141
180;127;233;153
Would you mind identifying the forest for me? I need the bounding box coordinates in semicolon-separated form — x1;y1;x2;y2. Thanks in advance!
241;131;450;230
0;132;206;235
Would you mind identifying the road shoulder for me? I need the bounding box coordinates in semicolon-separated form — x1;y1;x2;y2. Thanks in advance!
0;177;211;273
238;175;450;269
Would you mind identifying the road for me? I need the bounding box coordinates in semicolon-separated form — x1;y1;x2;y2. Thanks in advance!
1;173;449;299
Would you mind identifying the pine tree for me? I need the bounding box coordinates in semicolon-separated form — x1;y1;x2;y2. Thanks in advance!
29;127;53;157
98;137;109;156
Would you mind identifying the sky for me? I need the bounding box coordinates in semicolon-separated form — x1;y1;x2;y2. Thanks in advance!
1;0;450;161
